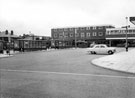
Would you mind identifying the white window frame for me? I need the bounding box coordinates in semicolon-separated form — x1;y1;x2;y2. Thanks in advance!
86;27;90;30
64;28;68;31
92;32;97;36
54;33;58;38
86;32;91;37
99;32;103;36
64;32;68;38
59;33;64;38
70;33;73;37
75;33;79;37
81;32;85;38
54;29;57;32
93;27;97;30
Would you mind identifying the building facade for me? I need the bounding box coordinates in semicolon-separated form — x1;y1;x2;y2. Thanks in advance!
0;31;51;53
51;25;115;48
106;27;135;47
0;30;19;52
16;34;51;51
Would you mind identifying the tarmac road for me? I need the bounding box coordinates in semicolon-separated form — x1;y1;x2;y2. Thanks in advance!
0;48;135;98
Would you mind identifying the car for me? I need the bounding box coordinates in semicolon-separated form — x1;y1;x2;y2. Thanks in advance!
88;44;116;55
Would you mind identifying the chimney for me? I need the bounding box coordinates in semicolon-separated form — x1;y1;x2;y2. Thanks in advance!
5;30;8;35
11;30;14;35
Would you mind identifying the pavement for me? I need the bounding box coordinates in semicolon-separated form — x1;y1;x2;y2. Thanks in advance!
0;54;13;58
92;48;135;74
0;50;18;58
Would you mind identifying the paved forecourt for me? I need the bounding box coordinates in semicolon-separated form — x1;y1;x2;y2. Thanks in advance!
92;49;135;74
1;48;135;98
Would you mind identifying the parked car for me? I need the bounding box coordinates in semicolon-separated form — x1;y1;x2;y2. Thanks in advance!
88;44;116;55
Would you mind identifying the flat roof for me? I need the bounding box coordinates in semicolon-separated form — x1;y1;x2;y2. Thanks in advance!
106;27;135;31
106;37;135;40
52;24;115;29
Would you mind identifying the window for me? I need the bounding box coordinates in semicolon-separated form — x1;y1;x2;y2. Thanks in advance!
54;33;58;38
81;33;85;38
100;45;105;48
133;30;135;34
114;30;118;34
69;28;73;31
82;28;85;30
95;46;99;48
54;29;57;32
86;32;91;37
98;27;103;29
59;29;63;31
111;30;114;35
92;32;97;36
64;28;68;31
64;32;68;38
93;27;97;30
129;30;133;34
106;31;110;35
86;27;90;30
59;33;64;38
118;30;122;34
121;30;126;34
99;32;103;36
70;33;73;37
75;33;79;37
59;34;63;38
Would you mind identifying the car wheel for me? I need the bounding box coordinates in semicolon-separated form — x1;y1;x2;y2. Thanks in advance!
93;51;96;54
108;50;113;54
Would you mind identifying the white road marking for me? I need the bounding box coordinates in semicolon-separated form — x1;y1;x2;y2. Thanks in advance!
0;69;135;79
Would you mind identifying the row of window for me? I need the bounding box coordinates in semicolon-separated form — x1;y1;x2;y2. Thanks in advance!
106;29;135;35
53;32;103;38
52;26;105;32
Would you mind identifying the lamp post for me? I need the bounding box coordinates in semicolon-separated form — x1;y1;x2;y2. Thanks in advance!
63;31;64;48
125;17;128;52
75;28;77;48
8;33;11;55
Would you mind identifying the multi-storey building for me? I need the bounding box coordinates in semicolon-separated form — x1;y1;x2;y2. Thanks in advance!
106;27;135;47
51;25;115;48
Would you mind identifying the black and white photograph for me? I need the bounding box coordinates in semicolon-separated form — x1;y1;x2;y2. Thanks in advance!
0;0;135;98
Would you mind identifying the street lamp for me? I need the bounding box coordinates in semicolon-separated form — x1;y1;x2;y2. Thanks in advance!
125;17;129;52
8;32;11;55
74;28;77;48
62;31;64;48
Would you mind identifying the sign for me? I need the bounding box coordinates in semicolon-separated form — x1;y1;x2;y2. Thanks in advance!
130;17;135;25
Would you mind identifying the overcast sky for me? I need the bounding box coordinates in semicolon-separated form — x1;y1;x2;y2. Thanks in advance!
0;0;135;36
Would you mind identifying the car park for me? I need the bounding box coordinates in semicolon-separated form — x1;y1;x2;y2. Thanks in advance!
88;44;116;54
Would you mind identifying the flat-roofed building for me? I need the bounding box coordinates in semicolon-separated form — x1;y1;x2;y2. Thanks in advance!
51;25;115;48
106;27;135;47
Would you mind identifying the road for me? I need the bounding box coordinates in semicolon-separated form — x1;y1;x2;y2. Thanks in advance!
0;48;135;98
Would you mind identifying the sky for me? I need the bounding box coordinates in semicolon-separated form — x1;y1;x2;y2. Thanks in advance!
0;0;135;36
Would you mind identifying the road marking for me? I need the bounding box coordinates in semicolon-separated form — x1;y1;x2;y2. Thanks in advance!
0;69;135;79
